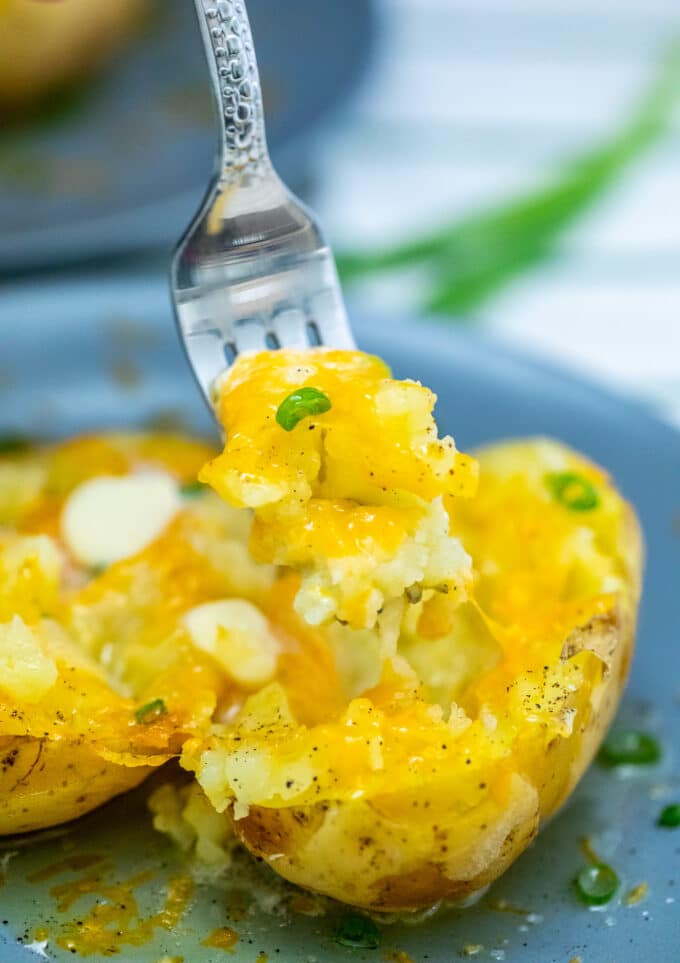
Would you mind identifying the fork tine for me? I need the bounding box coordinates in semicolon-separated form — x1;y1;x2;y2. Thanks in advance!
271;308;311;350
308;290;356;350
183;329;232;398
232;318;269;355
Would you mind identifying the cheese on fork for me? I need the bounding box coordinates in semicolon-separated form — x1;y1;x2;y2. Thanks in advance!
200;349;478;629
61;472;180;567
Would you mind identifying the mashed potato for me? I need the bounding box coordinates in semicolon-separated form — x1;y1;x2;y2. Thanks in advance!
201;349;478;630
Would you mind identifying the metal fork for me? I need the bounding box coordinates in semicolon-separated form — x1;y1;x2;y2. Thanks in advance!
171;0;355;413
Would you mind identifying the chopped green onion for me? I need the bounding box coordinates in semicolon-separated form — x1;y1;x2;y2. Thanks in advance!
134;699;167;725
0;435;31;455
658;803;680;828
334;913;381;949
598;728;661;767
545;471;600;511
180;481;207;498
574;863;620;906
276;387;331;432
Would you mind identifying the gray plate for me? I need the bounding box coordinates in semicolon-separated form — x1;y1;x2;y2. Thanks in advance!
0;273;678;962
0;0;375;272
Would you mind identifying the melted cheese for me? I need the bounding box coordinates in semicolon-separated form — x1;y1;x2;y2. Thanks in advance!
201;349;478;628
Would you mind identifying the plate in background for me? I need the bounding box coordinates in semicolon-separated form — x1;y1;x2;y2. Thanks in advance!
0;272;678;962
0;0;375;272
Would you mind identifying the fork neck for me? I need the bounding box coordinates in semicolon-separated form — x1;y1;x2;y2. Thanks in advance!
195;0;274;187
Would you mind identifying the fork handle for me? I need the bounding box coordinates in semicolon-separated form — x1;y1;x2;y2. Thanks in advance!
194;0;271;182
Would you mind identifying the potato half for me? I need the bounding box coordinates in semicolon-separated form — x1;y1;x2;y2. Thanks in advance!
184;438;642;911
0;434;264;835
0;620;157;835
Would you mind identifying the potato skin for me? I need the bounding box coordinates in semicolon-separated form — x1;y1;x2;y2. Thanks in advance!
0;736;150;836
227;501;642;911
235;774;540;911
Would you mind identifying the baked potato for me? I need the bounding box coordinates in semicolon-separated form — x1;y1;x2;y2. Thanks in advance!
0;433;275;834
0;0;148;117
0;615;159;835
180;350;642;912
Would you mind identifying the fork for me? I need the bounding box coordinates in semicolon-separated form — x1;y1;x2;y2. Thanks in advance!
171;0;356;413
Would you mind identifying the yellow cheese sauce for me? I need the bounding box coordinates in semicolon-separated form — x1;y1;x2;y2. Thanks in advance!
202;926;240;952
202;349;478;629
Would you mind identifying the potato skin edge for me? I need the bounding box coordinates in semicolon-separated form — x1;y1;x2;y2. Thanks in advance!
0;736;151;836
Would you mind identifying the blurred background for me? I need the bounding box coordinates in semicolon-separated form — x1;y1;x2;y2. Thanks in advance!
1;0;679;425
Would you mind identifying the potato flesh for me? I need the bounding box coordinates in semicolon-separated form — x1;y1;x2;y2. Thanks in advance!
202;349;478;630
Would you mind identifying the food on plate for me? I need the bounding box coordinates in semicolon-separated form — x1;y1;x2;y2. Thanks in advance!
201;349;478;630
0;612;154;835
0;0;148;117
0;433;271;833
183;359;642;910
0;348;642;916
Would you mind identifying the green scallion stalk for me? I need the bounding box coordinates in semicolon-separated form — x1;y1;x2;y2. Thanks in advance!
336;45;680;317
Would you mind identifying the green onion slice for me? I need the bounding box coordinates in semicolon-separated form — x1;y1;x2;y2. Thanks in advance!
334;913;381;949
180;481;207;498
0;435;32;455
658;803;680;828
574;863;620;906
598;728;661;767
134;699;168;725
545;471;600;511
276;387;331;431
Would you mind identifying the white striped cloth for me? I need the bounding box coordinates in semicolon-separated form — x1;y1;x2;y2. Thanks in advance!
314;0;680;425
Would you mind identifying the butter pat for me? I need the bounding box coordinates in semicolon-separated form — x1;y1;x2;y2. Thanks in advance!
61;472;180;567
0;616;58;703
183;599;279;688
